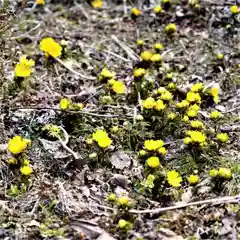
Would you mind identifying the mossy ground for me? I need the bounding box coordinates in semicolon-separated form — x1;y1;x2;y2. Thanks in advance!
0;0;239;239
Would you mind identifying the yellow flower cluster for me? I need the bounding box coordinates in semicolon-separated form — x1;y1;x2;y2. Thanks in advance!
15;56;35;77
40;37;62;58
92;129;112;148
209;168;232;180
167;170;182;188
144;139;164;151
8;136;30;155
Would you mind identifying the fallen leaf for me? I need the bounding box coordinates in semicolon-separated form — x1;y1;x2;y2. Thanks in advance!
110;151;131;169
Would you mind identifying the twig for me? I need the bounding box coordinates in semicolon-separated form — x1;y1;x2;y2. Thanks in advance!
55;58;95;80
10;106;122;118
9;22;42;40
58;126;81;160
111;35;139;61
129;195;240;214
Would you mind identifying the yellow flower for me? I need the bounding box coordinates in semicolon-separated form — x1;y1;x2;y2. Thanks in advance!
118;219;128;229
76;103;83;110
132;7;141;16
187;109;198;117
176;100;189;108
168;112;176;120
8;158;17;164
8;136;29;155
157;87;167;94
216;133;229;143
140;51;153;61
138;150;147;157
147;156;160;168
36;0;45;4
144;139;164;151
23;159;30;165
118;196;129;206
112;81;126;94
92;129;112;148
183;137;192;145
167;170;182;188
100;68;115;79
155;99;166;111
133;68;146;77
59;98;71;110
168;82;176;89
167;73;173;79
230;5;239;14
165;23;177;34
15;56;35;77
209;169;218;177
160;91;173;101
137;39;144;45
218;168;232;179
40;37;62;58
191;82;203;92
154;5;163;14
20;165;33;176
108;79;116;85
187;175;199;185
216;53;224;60
91;0;103;8
150;54;162;62
186;91;201;103
190;120;204;129
189;104;200;112
210;87;219;104
142;97;156;109
154;43;163;51
183;115;189;122
157;147;167;155
210;111;222;119
107;193;116;202
187;131;206;143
